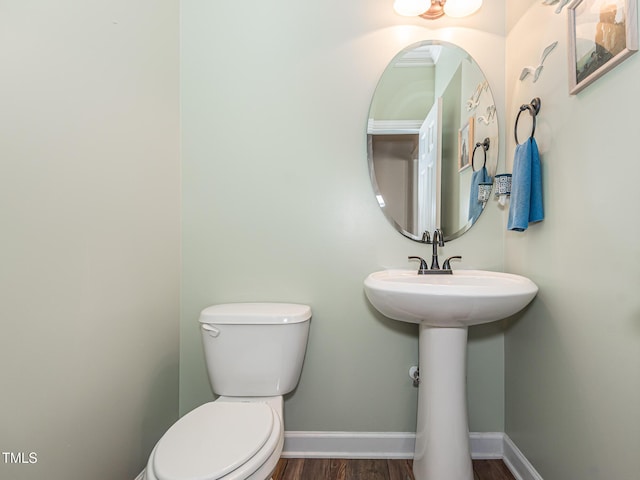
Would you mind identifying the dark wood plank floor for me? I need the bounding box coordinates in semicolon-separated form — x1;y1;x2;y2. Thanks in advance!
273;458;515;480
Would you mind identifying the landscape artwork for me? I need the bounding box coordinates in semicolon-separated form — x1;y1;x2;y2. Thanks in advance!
568;0;638;94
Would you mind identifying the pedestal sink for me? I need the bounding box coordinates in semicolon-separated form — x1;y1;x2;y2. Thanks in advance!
364;269;538;480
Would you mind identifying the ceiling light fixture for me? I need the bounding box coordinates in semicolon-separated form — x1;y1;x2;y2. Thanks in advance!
393;0;483;19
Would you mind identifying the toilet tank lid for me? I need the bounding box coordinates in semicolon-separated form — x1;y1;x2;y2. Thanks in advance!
199;302;312;325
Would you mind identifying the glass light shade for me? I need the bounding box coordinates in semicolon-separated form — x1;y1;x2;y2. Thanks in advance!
393;0;430;16
442;0;482;17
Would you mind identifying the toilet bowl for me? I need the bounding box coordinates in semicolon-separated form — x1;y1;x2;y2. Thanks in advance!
143;303;311;480
144;397;284;480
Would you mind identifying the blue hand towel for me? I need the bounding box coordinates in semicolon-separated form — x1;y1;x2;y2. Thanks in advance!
468;166;491;223
507;137;543;231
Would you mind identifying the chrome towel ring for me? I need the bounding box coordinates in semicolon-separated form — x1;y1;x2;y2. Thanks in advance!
471;137;490;171
514;97;541;145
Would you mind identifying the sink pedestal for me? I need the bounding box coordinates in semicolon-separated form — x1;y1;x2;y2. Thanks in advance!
364;269;539;480
413;325;473;480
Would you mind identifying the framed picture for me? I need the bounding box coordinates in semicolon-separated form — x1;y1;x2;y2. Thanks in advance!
568;0;638;94
458;116;474;172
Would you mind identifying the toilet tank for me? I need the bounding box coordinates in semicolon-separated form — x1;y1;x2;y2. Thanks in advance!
199;303;311;397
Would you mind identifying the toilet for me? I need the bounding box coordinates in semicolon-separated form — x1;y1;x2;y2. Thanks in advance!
144;302;312;480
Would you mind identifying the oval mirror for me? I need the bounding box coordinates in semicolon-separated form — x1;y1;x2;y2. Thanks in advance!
367;41;498;242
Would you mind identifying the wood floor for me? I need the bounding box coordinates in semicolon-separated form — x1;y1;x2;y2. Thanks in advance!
273;458;515;480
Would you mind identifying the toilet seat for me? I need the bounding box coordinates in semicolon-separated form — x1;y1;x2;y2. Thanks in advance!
152;401;278;480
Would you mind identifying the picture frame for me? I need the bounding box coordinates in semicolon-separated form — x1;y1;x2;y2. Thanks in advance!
568;0;638;94
458;116;474;172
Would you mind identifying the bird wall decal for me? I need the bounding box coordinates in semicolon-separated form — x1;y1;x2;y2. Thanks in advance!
542;0;570;14
519;41;558;83
465;81;489;112
477;105;496;125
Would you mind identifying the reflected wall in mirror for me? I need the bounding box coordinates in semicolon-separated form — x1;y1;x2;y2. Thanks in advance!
367;41;498;242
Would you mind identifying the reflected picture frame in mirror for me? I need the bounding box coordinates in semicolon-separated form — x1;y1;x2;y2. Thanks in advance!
366;40;498;242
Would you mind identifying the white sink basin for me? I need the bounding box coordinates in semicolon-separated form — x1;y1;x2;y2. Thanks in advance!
364;269;538;327
365;268;538;479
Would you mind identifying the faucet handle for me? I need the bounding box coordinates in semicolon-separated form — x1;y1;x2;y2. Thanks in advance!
408;256;429;274
442;256;462;270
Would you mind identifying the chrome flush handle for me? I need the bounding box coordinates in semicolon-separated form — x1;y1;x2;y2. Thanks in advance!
201;324;220;337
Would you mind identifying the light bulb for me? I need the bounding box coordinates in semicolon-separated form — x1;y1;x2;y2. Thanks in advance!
393;0;430;16
442;0;482;18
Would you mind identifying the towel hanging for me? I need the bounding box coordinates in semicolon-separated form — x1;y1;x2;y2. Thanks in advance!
507;138;544;231
514;97;541;144
508;97;544;231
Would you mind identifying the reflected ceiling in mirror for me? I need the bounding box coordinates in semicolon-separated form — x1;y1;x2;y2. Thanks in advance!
367;40;498;242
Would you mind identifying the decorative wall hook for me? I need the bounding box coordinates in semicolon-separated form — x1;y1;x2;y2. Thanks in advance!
519;41;558;83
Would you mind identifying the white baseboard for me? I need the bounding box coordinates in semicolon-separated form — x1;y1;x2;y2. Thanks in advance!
283;431;543;479
134;431;543;479
502;434;544;480
282;431;504;460
468;432;505;459
282;431;415;459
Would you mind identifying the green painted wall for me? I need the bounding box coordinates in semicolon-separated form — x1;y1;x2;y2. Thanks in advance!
0;1;180;479
369;65;435;121
505;4;640;479
180;0;507;433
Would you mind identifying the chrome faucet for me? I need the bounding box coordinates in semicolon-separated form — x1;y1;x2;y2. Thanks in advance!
430;229;445;270
409;229;462;275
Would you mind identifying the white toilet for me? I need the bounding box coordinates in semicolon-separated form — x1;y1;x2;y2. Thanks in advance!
144;302;311;480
